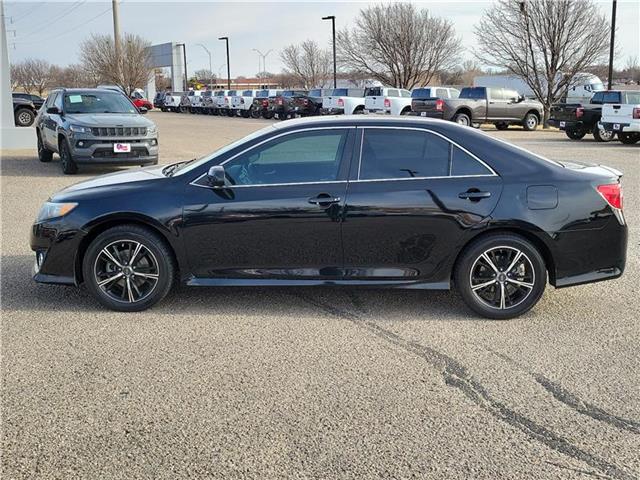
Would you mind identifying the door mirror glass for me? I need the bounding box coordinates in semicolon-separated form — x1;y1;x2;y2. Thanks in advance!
207;165;226;187
139;107;148;114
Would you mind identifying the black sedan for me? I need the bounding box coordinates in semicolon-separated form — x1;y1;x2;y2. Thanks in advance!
30;117;627;319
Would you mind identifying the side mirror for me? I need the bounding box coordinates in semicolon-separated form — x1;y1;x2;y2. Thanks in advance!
139;107;148;114
207;165;226;187
509;97;517;103
46;106;60;115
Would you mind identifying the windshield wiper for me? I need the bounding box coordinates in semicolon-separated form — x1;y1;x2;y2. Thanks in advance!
162;158;197;177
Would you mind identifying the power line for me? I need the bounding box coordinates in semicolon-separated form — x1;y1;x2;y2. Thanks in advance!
8;2;47;23
14;5;111;46
14;0;86;41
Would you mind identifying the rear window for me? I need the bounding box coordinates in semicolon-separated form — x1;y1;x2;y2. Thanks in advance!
242;90;253;96
365;87;382;96
331;88;349;96
460;87;486;99
256;90;269;98
228;90;237;96
282;91;295;97
308;89;322;97
411;88;434;98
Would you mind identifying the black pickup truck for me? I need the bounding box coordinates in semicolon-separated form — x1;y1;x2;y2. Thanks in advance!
291;88;328;117
549;90;635;141
268;90;309;120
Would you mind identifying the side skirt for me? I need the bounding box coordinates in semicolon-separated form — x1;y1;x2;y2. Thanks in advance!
186;277;450;290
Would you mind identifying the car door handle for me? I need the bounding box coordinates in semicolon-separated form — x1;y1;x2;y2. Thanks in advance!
459;190;491;200
308;194;341;206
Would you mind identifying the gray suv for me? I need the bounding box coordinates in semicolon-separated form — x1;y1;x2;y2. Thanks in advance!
35;88;159;174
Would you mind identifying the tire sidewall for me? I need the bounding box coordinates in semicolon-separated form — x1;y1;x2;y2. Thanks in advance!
455;234;547;320
82;226;175;312
59;138;78;174
454;113;471;126
15;108;35;127
523;113;538;131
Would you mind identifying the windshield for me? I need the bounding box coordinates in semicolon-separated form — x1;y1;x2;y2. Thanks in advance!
63;92;137;114
171;124;277;176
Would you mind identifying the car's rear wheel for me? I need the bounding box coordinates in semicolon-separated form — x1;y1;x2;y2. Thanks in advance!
592;124;615;142
15;107;35;127
565;128;586;140
400;107;411;116
454;234;546;319
619;133;640;144
59;138;78;175
250;107;260;119
495;122;509;130
522;113;539;131
453;113;471;126
37;131;53;162
82;225;176;312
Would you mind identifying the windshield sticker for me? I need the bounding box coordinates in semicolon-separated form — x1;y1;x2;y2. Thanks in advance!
68;95;83;103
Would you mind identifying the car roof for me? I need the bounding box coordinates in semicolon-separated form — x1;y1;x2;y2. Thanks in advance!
50;87;125;94
272;115;454;130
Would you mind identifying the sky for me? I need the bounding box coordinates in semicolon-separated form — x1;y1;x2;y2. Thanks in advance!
4;0;640;78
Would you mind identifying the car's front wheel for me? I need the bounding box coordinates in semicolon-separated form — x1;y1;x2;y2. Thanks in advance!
59;138;78;174
37;131;53;162
454;234;546;319
82;225;176;312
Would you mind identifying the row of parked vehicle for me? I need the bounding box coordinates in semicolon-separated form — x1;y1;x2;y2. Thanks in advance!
549;89;640;144
152;86;546;131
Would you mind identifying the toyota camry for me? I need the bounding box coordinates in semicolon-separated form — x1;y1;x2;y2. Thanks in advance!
31;116;627;319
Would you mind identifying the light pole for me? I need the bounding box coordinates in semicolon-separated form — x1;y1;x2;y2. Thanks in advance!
322;15;337;88
176;43;188;91
196;43;213;90
218;36;230;89
607;0;617;90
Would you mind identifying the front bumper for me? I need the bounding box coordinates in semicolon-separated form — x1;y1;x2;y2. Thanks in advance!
31;218;85;286
70;135;159;165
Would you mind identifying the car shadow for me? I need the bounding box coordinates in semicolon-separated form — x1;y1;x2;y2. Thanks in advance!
0;155;139;178
2;254;476;322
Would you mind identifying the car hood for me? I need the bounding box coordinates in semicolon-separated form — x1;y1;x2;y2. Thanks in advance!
53;165;166;199
64;113;154;127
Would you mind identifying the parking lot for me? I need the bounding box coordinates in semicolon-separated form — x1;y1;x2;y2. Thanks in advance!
2;112;639;479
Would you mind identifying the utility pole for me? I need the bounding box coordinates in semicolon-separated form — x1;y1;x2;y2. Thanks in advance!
607;0;617;90
322;15;337;88
196;43;212;90
176;43;188;90
112;0;121;84
219;37;230;89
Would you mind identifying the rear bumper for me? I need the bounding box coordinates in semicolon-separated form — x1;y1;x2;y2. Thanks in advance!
321;108;344;115
548;119;583;130
410;111;444;119
599;121;640;133
365;108;390;115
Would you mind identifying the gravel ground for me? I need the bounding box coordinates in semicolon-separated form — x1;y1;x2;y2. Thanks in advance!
2;112;639;480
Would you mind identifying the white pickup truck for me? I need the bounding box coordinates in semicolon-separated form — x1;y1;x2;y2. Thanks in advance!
600;91;640;144
212;90;229;115
231;89;259;118
164;92;185;112
322;88;366;115
364;87;413;115
185;90;206;113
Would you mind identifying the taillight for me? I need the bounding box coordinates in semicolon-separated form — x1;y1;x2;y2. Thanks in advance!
384;98;391;108
337;98;344;107
576;107;584;119
597;183;623;210
633;107;640;119
435;99;444;111
262;99;268;107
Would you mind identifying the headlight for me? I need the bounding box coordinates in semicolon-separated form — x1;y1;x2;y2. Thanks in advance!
36;202;78;222
69;124;89;133
147;125;157;135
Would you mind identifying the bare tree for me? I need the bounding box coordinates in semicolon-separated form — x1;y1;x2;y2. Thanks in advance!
80;33;152;95
10;58;53;95
49;64;97;89
474;0;610;126
337;3;462;89
280;40;332;89
9;63;21;90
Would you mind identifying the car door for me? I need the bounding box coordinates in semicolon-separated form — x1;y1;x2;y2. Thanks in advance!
42;92;60;149
182;127;356;280
487;88;509;120
341;127;502;283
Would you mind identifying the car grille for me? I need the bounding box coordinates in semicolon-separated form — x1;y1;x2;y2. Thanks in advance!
92;147;149;158
91;127;147;137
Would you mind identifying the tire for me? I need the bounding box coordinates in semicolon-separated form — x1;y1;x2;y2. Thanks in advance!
454;233;546;320
619;133;640;145
14;107;35;127
353;106;365;115
160;107;167;112
495;122;509;130
250;107;260;119
592;124;615;142
263;111;274;119
82;224;176;312
522;113;539;131
241;109;250;118
37;131;53;162
59;138;78;175
565;128;586;140
400;107;411;116
453;113;471;127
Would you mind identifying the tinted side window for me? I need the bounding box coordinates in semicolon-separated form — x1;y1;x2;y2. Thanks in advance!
460;87;486;99
451;147;492;176
590;92;604;104
436;88;448;98
489;88;505;100
359;129;450;180
388;89;399;97
400;90;411;98
224;129;349;186
45;93;58;108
